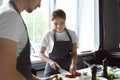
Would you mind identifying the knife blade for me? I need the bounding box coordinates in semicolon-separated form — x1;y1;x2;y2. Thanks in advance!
58;68;71;74
83;60;95;68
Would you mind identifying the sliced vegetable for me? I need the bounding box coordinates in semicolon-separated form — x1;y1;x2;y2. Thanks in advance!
65;74;75;78
65;72;81;78
75;72;81;76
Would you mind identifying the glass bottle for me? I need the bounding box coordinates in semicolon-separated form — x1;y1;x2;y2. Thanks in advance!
91;65;97;80
102;58;108;78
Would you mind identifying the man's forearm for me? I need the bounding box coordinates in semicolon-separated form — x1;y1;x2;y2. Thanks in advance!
0;71;25;80
15;71;26;80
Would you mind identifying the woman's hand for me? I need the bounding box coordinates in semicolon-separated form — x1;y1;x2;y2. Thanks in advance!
49;60;60;70
69;64;76;75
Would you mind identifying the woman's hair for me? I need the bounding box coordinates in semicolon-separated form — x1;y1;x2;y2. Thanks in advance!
51;9;66;21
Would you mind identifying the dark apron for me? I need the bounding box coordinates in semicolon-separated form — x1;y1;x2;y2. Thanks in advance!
44;28;73;77
9;1;32;80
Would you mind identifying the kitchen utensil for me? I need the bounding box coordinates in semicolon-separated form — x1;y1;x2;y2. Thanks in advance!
83;60;95;68
58;68;71;74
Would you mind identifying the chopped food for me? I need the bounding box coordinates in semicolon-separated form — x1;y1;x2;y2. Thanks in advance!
83;72;88;76
65;74;75;78
50;74;63;80
52;77;58;80
75;72;81;76
58;77;63;80
65;72;81;78
50;74;58;80
108;67;120;79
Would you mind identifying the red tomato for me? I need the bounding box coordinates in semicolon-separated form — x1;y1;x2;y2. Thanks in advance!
75;72;81;76
65;72;81;78
65;74;75;78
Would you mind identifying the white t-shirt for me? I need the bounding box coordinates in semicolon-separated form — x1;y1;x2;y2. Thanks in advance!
40;29;78;55
0;3;28;57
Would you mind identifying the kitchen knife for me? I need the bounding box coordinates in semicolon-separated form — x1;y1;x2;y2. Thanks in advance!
83;60;95;68
58;68;71;74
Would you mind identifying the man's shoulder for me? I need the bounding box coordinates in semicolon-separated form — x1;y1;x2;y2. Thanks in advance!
44;29;54;35
0;3;17;15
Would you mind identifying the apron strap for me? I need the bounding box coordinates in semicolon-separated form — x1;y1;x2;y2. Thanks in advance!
9;0;28;31
65;28;72;42
53;29;57;42
9;1;32;80
53;28;72;42
9;0;20;14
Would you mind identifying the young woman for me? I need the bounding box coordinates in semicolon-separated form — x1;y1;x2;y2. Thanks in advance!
39;9;78;77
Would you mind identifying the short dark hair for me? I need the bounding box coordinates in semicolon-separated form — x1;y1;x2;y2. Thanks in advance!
51;9;66;21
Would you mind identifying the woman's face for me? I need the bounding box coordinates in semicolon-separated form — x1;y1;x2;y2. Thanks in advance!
52;17;66;33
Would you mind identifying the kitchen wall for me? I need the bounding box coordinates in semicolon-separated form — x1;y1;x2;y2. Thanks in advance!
116;0;120;48
102;0;120;51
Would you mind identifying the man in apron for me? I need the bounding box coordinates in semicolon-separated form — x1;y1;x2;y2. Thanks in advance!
0;0;51;80
39;9;78;77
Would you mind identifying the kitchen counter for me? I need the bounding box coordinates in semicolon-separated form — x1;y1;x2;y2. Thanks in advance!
57;67;107;80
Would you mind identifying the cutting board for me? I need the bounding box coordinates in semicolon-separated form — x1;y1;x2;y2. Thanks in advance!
57;73;107;80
